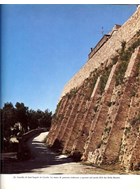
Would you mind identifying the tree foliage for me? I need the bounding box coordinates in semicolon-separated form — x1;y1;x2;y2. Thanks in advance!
1;102;52;140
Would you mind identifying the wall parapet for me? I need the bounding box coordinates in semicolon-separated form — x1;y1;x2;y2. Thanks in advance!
88;34;111;59
88;24;121;60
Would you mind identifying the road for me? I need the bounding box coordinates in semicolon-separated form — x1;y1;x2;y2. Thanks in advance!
2;131;138;174
20;132;120;174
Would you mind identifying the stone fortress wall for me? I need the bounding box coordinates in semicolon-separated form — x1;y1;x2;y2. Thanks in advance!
47;6;140;172
61;5;140;97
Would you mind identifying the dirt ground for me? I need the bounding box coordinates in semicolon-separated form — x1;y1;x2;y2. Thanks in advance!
1;132;140;174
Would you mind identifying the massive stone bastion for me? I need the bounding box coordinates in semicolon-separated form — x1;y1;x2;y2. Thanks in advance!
47;6;140;171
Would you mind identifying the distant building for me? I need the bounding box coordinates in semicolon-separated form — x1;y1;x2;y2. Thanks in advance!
88;24;121;60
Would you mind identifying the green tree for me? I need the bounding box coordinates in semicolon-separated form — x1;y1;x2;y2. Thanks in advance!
38;109;52;128
2;102;16;138
15;102;29;131
27;109;52;130
27;109;38;129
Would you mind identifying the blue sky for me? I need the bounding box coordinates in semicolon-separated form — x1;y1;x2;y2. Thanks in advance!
1;4;137;113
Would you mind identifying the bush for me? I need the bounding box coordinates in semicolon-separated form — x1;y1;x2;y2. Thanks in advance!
104;127;111;133
111;55;119;65
51;139;63;152
70;151;82;162
124;127;131;135
115;61;128;86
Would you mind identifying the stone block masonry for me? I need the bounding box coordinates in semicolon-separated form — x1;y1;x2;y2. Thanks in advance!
47;6;140;171
61;6;140;97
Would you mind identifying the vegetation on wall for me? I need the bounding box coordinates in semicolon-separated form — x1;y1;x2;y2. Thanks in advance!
111;55;119;65
115;41;130;86
66;87;78;99
115;31;140;86
130;112;140;126
135;60;140;78
55;99;62;115
99;67;111;94
88;72;99;98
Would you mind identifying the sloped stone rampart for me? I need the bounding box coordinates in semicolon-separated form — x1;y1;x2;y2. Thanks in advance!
47;7;140;171
61;6;140;97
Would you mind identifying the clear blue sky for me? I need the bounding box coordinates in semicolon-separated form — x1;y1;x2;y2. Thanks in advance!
1;4;137;113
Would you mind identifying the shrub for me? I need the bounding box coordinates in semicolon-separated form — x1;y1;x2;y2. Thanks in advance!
70;151;82;162
97;142;102;149
51;139;63;152
104;127;111;133
66;87;78;99
55;100;62;114
121;41;126;52
94;105;98;112
131;38;140;51
136;29;140;37
115;37;140;86
124;127;131;135
111;55;119;65
130;89;136;97
115;61;129;86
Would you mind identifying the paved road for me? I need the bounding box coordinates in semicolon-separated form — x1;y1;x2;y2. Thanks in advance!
23;132;119;174
3;132;138;174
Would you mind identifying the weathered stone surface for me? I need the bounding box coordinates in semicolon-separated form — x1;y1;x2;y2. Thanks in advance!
61;6;140;97
47;6;140;172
